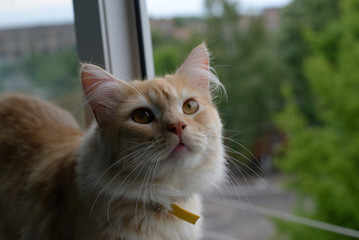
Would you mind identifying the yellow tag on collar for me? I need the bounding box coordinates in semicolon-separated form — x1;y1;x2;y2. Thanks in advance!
169;203;200;225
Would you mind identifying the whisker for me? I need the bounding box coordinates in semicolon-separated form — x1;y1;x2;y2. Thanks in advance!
138;147;164;227
226;155;274;192
223;136;262;172
90;146;151;216
226;170;249;227
106;158;146;232
133;152;158;231
91;144;148;191
142;162;156;228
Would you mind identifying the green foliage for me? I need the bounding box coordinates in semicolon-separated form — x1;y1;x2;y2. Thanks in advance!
22;49;79;96
153;44;182;76
151;28;204;76
276;0;359;239
277;0;339;121
0;49;83;125
0;49;79;97
173;17;200;27
204;0;284;158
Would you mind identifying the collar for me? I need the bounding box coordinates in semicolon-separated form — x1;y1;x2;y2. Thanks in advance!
152;202;200;225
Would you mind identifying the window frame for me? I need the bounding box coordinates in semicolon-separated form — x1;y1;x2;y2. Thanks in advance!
72;0;154;81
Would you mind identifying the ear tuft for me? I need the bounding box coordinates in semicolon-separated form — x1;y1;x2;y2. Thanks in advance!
176;43;224;100
80;63;126;126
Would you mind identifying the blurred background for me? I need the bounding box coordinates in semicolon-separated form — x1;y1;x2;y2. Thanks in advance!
1;0;359;239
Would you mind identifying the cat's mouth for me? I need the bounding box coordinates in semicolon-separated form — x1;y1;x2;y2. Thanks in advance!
170;142;189;156
174;143;187;151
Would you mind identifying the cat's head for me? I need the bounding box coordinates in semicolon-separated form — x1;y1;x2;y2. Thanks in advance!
79;43;227;205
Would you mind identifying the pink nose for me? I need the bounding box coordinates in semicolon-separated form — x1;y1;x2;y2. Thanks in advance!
167;122;186;137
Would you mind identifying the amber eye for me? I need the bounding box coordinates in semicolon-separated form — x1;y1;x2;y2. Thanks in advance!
132;108;154;124
182;99;199;115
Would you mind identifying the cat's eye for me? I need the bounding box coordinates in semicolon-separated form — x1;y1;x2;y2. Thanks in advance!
182;99;199;115
132;108;154;124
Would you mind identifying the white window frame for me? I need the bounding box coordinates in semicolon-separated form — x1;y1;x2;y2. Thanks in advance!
73;0;154;81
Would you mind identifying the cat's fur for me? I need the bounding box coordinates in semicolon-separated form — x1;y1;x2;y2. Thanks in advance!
0;43;226;240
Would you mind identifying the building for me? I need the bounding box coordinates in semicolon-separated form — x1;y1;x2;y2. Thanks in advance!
262;8;281;31
0;7;281;61
0;24;75;60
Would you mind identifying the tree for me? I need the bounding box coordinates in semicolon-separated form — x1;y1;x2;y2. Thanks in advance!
151;25;206;77
22;49;79;97
277;0;339;122
0;49;84;126
276;1;359;239
205;0;284;168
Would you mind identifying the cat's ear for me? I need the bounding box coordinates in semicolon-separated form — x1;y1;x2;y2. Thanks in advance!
80;64;127;126
176;43;213;97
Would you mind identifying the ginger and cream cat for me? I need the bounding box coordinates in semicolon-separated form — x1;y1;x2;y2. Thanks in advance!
0;43;226;239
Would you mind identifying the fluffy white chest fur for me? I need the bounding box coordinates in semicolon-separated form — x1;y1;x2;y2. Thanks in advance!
101;196;202;240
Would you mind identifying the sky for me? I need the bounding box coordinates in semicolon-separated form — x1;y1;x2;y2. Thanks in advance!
0;0;292;29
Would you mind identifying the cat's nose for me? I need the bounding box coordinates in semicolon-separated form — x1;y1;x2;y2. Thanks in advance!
167;122;186;137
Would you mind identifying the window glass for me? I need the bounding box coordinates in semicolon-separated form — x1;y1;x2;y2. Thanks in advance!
147;0;358;240
0;0;85;126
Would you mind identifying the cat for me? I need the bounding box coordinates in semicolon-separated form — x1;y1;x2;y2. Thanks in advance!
0;43;227;240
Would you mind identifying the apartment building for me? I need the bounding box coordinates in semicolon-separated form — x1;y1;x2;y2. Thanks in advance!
0;24;75;60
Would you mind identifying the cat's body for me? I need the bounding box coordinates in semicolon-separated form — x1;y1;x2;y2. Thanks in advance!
0;44;226;239
0;94;84;239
